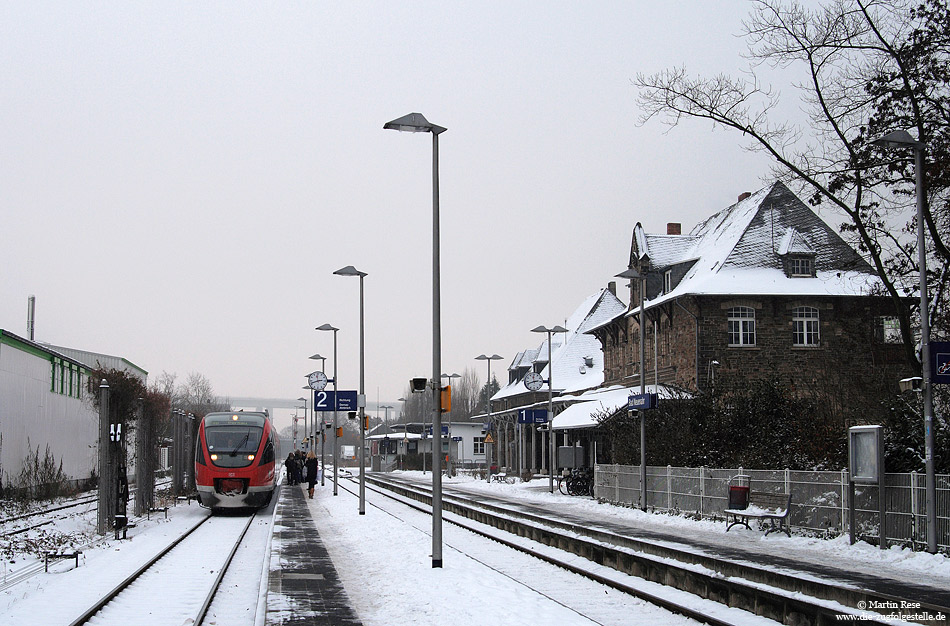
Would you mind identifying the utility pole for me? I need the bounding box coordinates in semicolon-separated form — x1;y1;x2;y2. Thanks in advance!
97;380;111;534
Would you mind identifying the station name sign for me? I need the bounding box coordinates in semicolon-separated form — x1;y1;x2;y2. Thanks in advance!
628;393;659;411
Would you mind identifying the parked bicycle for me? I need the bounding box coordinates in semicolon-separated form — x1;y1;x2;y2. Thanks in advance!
558;467;593;497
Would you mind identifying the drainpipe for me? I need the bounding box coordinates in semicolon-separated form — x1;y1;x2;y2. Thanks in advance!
674;298;700;392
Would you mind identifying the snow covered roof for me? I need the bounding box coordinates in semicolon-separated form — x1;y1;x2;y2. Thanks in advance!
494;287;626;402
552;384;682;430
629;182;881;312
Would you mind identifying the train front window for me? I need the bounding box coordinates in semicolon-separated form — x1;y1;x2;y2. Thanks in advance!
206;426;263;468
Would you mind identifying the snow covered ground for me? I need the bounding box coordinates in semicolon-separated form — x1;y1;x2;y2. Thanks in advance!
0;471;947;625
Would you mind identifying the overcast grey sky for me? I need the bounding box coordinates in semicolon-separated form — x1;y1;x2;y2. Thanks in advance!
1;2;808;415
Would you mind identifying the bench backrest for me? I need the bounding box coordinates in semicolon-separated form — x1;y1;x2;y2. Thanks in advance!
749;491;790;511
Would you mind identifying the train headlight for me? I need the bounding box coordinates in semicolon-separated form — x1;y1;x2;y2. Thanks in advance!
247;454;255;461
210;454;218;461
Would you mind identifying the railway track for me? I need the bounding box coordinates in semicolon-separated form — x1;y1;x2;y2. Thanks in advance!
67;511;256;626
339;476;759;626
364;474;948;626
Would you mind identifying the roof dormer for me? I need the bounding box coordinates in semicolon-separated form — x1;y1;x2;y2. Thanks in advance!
778;229;816;277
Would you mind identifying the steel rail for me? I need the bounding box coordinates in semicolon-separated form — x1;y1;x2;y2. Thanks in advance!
365;474;920;626
339;477;738;626
67;512;211;626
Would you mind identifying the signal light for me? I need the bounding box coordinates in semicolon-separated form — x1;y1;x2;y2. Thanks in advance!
440;385;452;413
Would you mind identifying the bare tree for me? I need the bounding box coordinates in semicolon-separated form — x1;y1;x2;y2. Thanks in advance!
635;0;950;371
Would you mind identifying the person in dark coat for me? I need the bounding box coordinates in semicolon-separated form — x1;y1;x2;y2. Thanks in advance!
294;450;304;485
285;452;297;485
304;451;318;499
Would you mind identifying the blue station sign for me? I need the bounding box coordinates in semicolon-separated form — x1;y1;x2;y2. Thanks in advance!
933;341;950;385
628;392;659;411
518;408;549;424
313;390;359;411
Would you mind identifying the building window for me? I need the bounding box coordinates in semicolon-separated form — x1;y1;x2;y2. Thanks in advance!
793;306;820;346
790;257;813;277
473;437;485;455
875;316;903;343
728;307;756;346
664;270;672;294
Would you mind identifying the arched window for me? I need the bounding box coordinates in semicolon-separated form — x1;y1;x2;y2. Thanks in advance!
793;306;820;346
727;307;756;346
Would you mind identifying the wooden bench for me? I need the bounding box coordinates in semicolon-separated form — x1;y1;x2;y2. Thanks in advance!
724;490;792;537
148;506;168;520
45;550;81;572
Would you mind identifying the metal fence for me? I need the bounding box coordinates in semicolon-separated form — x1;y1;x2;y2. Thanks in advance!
594;464;950;552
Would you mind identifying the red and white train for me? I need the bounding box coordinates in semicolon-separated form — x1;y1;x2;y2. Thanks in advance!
195;411;279;510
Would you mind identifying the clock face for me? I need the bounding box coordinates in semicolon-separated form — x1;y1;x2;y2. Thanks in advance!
308;371;328;391
523;372;544;391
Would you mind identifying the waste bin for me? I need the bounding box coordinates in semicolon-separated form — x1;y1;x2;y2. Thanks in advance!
728;474;750;509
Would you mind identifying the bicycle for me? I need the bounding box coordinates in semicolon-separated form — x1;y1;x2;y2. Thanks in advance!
558;467;593;497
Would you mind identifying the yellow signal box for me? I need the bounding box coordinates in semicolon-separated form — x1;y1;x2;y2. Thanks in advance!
440;385;452;413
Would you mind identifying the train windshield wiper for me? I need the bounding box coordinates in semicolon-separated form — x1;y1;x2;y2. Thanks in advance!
230;432;250;456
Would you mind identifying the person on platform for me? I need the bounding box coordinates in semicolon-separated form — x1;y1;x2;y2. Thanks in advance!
284;452;297;485
305;450;318;499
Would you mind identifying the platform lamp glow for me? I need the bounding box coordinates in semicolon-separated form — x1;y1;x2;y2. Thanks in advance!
871;129;937;554
316;324;340;496
384;112;447;568
530;326;567;493
616;267;648;511
333;263;368;515
475;354;504;482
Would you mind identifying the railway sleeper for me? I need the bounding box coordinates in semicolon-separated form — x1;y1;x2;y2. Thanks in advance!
367;475;916;626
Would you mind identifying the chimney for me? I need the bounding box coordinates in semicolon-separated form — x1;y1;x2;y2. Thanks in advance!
607;281;616;296
27;295;35;341
667;223;681;235
738;191;752;202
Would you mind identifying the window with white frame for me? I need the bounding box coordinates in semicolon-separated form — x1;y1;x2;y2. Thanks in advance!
727;306;756;346
664;270;672;293
473;436;485;455
792;306;820;346
790;256;813;277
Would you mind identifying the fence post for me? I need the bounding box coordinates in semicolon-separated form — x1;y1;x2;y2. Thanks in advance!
667;465;673;510
841;469;848;533
910;471;920;550
700;466;706;518
785;468;790;495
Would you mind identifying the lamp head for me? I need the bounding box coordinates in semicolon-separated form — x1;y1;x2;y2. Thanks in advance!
316;323;338;332
871;129;924;150
384;112;447;135
333;265;367;278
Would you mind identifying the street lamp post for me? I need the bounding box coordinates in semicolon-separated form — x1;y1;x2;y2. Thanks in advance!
872;129;937;554
397;397;408;470
531;326;568;493
309;354;328;485
385;112;447;568
476;354;504;482
617;267;648;511
296;396;309;451
333;265;367;515
316;324;340;496
441;373;460;475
